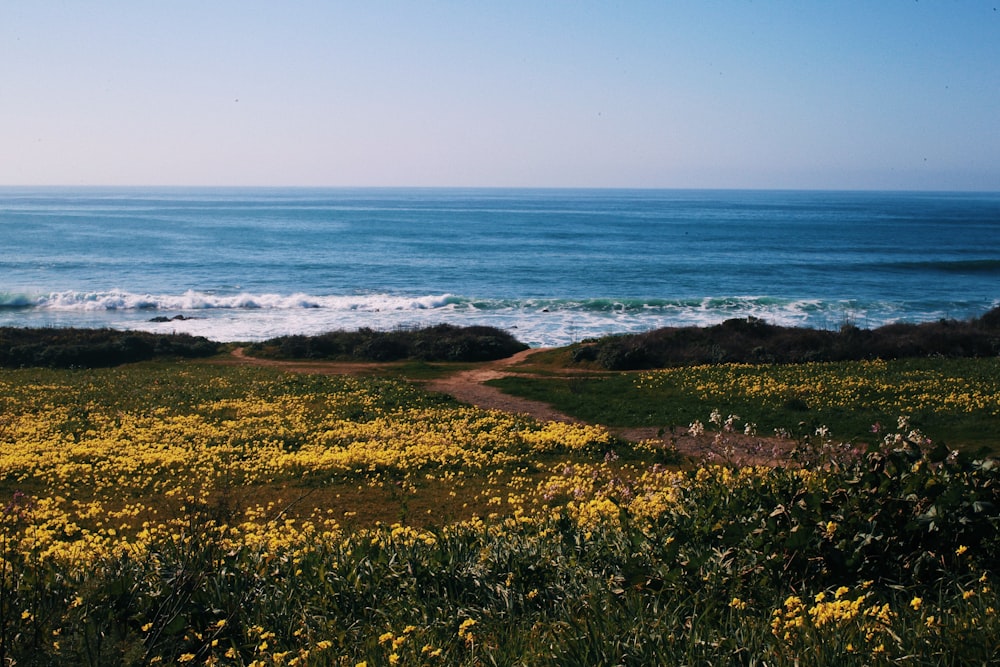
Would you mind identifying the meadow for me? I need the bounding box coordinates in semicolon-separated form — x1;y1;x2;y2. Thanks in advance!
0;353;997;665
490;357;1000;453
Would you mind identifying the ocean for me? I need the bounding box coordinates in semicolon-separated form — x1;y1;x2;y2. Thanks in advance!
1;187;998;348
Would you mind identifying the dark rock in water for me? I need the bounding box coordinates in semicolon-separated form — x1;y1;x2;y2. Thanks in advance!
149;314;196;322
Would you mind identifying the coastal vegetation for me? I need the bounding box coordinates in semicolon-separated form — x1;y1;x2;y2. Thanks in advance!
5;307;997;370
0;327;220;369
0;317;996;664
244;324;528;363
0;324;526;370
564;306;1000;370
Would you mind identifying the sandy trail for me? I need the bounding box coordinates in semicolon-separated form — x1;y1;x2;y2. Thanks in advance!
422;348;579;423
221;347;791;463
223;346;577;422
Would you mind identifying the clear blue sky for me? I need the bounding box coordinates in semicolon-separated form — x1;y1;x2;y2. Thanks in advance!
2;1;998;190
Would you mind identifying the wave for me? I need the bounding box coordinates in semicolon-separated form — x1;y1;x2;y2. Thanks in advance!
1;289;994;347
0;290;987;321
0;290;874;317
881;259;1000;274
0;290;466;312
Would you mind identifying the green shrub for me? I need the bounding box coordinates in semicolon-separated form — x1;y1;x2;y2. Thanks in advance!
576;306;1000;370
0;328;220;369
247;324;528;362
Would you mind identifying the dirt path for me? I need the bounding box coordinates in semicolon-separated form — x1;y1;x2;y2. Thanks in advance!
223;347;578;422
223;346;389;375
221;347;792;463
423;348;580;423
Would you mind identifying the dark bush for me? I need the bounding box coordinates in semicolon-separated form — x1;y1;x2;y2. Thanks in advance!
357;335;409;362
577;306;1000;370
246;324;528;363
0;328;221;369
979;306;1000;329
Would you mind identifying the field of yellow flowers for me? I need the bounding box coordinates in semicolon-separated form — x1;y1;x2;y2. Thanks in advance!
0;360;997;665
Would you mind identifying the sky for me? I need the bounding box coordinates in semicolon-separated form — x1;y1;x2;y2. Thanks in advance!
2;2;998;190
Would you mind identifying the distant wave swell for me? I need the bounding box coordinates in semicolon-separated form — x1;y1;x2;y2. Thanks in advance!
882;259;1000;274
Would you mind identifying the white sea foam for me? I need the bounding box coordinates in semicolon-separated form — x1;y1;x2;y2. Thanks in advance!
2;289;994;348
4;188;997;348
16;290;462;313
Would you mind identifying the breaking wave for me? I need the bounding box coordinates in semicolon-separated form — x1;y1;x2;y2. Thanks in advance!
2;289;994;348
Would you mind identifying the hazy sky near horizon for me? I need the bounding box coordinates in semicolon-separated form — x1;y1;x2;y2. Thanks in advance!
2;2;998;190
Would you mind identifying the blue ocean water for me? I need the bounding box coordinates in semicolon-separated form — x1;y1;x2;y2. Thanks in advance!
1;187;998;347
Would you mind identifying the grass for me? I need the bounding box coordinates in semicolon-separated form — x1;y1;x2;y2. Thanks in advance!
0;352;997;664
490;356;1000;453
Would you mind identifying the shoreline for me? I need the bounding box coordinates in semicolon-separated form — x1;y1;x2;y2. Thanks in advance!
2;304;999;370
2;292;997;349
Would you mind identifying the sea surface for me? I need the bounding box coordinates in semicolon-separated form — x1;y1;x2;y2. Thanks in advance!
1;187;998;347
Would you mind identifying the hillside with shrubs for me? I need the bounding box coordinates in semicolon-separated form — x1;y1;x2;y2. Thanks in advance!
569;306;1000;370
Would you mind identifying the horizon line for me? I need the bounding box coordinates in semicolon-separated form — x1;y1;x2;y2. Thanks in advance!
2;184;999;195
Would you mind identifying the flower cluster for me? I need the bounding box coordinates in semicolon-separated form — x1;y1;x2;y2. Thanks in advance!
771;585;896;653
0;366;613;567
637;358;1000;416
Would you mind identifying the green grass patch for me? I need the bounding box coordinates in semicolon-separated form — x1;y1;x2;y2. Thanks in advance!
490;357;1000;452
